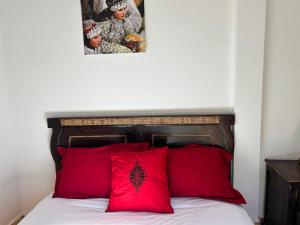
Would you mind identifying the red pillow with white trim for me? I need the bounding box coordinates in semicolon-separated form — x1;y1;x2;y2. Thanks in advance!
168;145;246;204
53;143;148;199
106;148;174;213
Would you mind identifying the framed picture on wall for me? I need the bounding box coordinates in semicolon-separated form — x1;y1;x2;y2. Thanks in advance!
80;0;146;55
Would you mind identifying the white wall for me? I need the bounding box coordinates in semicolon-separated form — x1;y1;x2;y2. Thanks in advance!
233;0;266;221
0;17;21;225
259;0;300;217
0;0;273;222
1;0;235;215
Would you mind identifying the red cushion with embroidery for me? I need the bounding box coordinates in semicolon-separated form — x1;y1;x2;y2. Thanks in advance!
53;143;148;199
106;148;174;213
168;145;246;204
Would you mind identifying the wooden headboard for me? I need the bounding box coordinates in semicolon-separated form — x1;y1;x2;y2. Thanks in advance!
47;115;235;172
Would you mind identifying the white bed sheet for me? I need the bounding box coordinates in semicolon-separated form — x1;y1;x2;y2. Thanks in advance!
20;194;253;225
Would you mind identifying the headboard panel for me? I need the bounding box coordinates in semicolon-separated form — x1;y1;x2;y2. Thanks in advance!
47;115;234;171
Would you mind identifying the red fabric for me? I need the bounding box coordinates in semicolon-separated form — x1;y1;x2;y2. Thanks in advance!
106;148;174;213
168;145;246;204
53;143;148;199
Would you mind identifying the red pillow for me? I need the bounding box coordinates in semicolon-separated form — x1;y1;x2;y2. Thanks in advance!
53;143;148;199
168;145;246;204
106;148;174;213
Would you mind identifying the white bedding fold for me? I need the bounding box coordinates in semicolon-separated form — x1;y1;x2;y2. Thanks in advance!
20;194;253;225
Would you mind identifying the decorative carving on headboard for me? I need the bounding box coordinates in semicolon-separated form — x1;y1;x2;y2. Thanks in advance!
68;135;128;148
47;115;235;175
151;134;214;147
59;116;220;127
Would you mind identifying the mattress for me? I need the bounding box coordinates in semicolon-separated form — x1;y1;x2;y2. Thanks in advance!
20;194;253;225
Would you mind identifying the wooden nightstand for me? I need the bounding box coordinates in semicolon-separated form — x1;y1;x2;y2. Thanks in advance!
263;160;300;225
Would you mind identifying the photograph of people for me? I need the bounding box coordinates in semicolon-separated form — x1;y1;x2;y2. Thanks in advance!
80;0;146;55
83;19;132;54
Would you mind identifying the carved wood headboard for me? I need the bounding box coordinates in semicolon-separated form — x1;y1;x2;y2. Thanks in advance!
47;115;235;173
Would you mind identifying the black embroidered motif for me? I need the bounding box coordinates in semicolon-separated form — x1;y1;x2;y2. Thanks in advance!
129;161;146;192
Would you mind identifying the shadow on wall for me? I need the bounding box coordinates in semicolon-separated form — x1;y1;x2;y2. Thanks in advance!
287;121;300;158
264;121;300;160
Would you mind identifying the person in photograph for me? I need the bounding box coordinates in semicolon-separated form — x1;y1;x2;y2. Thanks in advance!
93;0;142;32
82;19;131;54
81;0;93;20
97;0;145;52
133;0;144;17
100;0;135;44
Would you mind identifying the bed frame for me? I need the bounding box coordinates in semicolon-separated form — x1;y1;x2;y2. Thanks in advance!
47;114;235;178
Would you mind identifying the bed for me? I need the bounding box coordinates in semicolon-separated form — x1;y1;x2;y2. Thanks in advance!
20;194;252;225
19;115;253;225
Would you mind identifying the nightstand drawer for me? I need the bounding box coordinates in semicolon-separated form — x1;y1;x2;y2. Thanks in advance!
297;211;300;225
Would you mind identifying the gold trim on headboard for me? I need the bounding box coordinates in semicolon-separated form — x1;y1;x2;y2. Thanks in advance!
60;116;220;126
